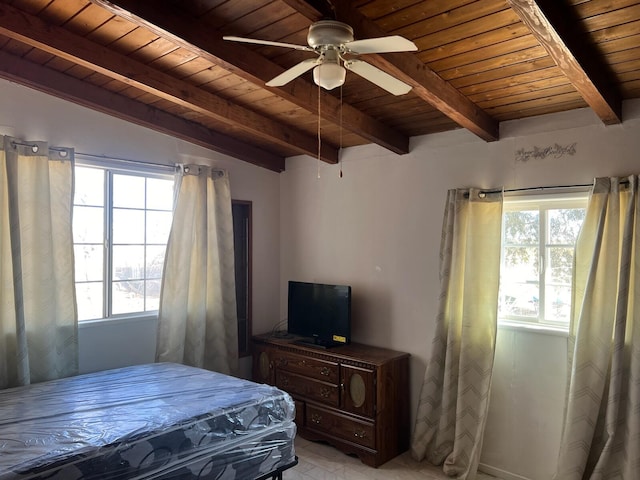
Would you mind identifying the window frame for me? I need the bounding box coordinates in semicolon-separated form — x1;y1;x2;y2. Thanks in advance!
73;159;175;322
498;191;589;333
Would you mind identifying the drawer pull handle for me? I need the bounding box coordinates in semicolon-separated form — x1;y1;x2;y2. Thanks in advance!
354;430;367;439
320;387;331;398
311;414;322;424
320;367;330;376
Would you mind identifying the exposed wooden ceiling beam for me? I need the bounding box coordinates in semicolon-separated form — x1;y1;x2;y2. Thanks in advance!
90;0;410;155
507;0;622;124
0;50;285;171
320;2;500;142
0;2;334;164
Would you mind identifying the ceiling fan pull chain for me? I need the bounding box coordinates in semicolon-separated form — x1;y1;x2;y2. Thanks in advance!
317;81;321;180
339;84;343;178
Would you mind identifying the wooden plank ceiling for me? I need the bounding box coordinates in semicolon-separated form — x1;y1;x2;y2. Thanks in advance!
0;0;637;172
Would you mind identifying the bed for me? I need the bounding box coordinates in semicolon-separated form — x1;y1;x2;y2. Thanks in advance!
0;363;297;480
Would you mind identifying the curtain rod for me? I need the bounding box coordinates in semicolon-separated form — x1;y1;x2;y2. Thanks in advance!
7;140;176;171
75;152;176;172
465;183;593;199
499;183;592;195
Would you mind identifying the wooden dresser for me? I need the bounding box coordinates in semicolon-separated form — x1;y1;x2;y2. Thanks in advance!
251;334;410;467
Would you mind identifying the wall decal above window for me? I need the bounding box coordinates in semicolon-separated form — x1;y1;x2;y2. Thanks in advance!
515;143;577;162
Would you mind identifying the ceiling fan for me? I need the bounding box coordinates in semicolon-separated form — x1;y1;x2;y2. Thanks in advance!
223;20;417;95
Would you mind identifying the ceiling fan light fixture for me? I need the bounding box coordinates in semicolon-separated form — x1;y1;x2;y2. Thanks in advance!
313;62;346;90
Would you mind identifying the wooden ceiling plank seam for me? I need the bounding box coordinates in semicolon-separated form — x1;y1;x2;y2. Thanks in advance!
61;3;114;37
89;0;411;155
590;19;640;45
242;12;307;44
0;2;337;163
581;3;640;32
412;9;522;50
0;48;285;171
201;0;278;31
220;2;297;37
575;0;640;21
488;96;588;120
130;39;181;65
328;1;499;141
438;45;551;81
365;0;479;32
476;83;579;109
507;0;622;125
450;57;560;90
418;23;533;64
466;74;571;102
392;0;513;42
428;35;542;72
39;0;88;26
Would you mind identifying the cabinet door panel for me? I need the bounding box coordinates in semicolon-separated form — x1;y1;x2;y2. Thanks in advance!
252;345;275;384
341;365;375;418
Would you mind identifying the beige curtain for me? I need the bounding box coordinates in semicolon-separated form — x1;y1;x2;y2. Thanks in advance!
411;188;503;479
0;136;78;389
156;165;238;376
554;176;640;479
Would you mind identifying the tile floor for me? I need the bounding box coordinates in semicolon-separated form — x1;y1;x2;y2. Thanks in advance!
284;436;502;480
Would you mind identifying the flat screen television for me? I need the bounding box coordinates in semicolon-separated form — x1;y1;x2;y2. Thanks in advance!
287;281;351;348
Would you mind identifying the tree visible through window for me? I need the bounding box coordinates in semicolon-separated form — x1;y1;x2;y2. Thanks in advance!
498;194;587;329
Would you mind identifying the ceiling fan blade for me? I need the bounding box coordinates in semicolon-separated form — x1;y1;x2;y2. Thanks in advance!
223;36;314;52
266;58;319;87
344;59;412;95
344;36;417;54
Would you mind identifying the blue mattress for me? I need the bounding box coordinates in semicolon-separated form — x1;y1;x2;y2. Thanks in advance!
0;363;296;479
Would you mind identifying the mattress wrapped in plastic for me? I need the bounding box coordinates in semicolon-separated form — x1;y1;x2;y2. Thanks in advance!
0;362;296;479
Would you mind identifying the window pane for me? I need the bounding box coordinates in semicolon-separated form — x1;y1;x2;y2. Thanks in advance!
500;283;539;317
113;245;145;281
547;246;574;285
74;167;104;206
146;211;172;243
504;210;538;244
76;282;103;320
145;279;162;311
113;174;145;208
112;280;144;315
73;206;104;243
549;208;585;244
503;246;539;280
546;285;572;322
74;244;103;282
147;178;174;210
146;246;166;279
113;208;145;244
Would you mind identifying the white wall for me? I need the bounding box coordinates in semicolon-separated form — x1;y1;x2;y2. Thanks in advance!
0;78;281;379
280;101;640;480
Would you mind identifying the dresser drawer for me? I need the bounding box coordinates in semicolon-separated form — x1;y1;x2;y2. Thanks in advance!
276;370;340;407
306;404;376;450
275;351;339;383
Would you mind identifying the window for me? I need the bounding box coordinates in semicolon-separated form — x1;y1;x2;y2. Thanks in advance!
232;200;252;357
498;193;588;330
73;163;174;321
